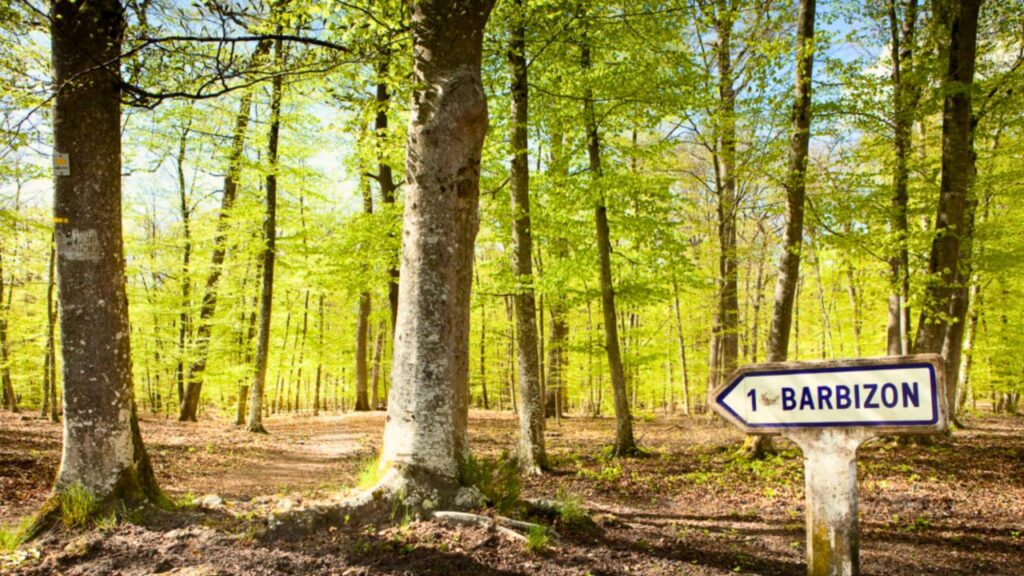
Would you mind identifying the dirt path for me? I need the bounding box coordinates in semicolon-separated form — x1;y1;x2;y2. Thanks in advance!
0;411;386;523
173;413;381;500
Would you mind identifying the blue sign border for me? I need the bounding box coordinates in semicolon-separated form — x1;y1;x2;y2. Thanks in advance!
715;362;939;429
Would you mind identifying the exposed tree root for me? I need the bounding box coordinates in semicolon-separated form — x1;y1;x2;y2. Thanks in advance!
266;466;485;535
19;468;171;545
432;510;559;539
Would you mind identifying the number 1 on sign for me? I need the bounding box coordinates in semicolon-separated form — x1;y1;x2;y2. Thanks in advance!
747;388;756;412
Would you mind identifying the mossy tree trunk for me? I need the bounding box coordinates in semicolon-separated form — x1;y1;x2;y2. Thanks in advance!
49;0;162;506
508;0;546;474
912;0;981;357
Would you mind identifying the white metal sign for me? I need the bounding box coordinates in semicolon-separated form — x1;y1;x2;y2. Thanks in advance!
714;360;940;432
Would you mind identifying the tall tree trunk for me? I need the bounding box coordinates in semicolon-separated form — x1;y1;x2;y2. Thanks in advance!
582;18;637;456
48;0;162;507
715;1;740;392
376;0;495;506
887;0;920;356
672;279;691;415
477;268;489;409
708;312;721;394
355;292;371;411
42;236;58;421
505;296;517;414
545;312;569;417
175;124;194;420
749;229;767;364
371;320;385;409
812;248;833;358
180;41;271;422
544;128;570;419
247;31;285;434
912;0;982;355
766;0;815;363
355;165;374;412
293;290;311;413
746;0;816;459
0;252;15;413
955;190;990;415
847;266;863;356
271;299;292;413
375;53;400;330
313;294;325;415
508;0;545;473
944;139;989;424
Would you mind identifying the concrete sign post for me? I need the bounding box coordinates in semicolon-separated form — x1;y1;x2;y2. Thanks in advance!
711;355;947;576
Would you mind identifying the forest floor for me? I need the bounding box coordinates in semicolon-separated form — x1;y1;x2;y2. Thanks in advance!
1;409;1023;575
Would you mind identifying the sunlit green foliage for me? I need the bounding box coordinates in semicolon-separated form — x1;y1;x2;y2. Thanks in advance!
0;0;1021;423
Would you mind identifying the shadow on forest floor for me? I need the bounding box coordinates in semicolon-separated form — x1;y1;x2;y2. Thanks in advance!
2;411;1023;575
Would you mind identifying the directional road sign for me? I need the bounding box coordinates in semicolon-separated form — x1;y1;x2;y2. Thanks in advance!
711;355;948;576
712;355;947;435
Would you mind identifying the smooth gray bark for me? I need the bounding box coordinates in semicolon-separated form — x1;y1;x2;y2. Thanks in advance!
377;0;495;501
175;124;194;420
355;292;371;411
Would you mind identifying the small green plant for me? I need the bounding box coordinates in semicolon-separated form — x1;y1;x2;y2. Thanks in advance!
577;463;622;483
681;470;715;485
390;488;413;527
909;516;931;532
0;518;32;552
94;511;118;532
460;453;521;514
174;491;198;509
525;525;550;553
553;490;592;530
59;483;96;528
357;458;384;490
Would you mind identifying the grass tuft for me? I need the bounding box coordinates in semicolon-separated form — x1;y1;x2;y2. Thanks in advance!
357;457;385;490
525;525;551;553
59;483;96;529
460;452;521;514
94;511;118;532
552;490;593;530
0;517;33;552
